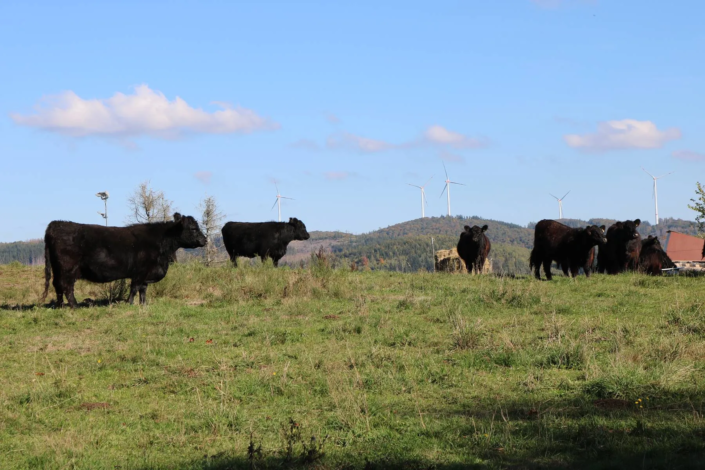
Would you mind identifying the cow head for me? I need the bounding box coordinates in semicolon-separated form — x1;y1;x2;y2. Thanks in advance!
288;217;310;240
624;219;641;239
462;225;488;243
172;213;207;248
585;225;607;245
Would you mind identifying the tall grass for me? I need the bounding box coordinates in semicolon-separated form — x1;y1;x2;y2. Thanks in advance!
0;262;704;469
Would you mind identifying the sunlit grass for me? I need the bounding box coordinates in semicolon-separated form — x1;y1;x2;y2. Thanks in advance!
0;262;704;469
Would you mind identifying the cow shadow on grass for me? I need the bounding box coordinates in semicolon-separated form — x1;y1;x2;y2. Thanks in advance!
134;390;705;470
0;298;121;310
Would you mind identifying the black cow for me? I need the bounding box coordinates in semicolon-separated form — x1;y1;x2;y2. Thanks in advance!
597;219;641;274
40;213;206;308
457;225;491;274
221;217;310;267
639;235;675;275
530;219;607;280
584;246;599;276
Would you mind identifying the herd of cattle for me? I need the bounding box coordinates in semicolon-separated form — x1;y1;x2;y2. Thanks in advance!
39;214;689;308
456;218;677;280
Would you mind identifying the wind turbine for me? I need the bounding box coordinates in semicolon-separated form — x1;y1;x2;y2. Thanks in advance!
642;168;673;225
439;163;464;216
407;176;433;218
549;191;570;219
271;183;294;222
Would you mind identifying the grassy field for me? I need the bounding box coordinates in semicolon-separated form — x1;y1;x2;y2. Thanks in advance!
1;260;704;469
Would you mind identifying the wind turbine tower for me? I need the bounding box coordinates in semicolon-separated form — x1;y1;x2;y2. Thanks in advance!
272;184;294;222
440;163;464;216
407;176;433;218
642;168;673;225
550;191;570;219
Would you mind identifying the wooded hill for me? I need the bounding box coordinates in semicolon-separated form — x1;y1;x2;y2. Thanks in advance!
2;216;699;275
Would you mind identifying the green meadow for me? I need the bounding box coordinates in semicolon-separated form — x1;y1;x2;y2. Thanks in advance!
1;260;704;469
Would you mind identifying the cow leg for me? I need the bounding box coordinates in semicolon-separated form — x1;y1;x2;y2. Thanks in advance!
561;263;570;276
139;285;148;305
273;257;280;267
533;263;542;280
52;275;64;307
127;280;140;305
543;259;553;281
64;280;78;309
570;263;579;278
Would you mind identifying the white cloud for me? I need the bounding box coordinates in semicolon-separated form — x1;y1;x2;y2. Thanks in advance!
326;132;392;153
325;125;486;154
326;113;340;124
324;171;352;181
564;119;681;152
194;171;212;184
672;150;705;162
424;125;485;149
11;85;278;139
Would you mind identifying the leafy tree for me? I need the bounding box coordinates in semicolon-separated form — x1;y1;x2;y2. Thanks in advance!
688;182;705;236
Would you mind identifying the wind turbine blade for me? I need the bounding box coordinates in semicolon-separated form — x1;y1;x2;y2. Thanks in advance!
271;199;278;210
449;182;465;186
442;162;449;180
549;193;559;200
423;191;428;205
561;190;571;200
439;184;448;198
655;171;674;179
280;197;295;200
642;167;655;179
408;184;422;189
422;176;434;188
275;182;280;194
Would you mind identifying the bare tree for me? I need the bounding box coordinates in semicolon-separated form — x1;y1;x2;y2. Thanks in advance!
127;181;175;224
199;195;225;266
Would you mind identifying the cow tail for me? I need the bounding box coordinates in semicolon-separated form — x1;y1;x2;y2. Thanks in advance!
40;243;51;304
529;247;539;270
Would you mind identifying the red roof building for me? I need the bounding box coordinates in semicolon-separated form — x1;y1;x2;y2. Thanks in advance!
664;231;705;262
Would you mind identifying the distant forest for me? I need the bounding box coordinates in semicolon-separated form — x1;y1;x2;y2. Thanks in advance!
0;240;44;265
2;216;699;276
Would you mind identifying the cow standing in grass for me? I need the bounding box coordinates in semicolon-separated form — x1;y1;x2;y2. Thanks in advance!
221;218;310;267
530;220;607;280
597;219;641;274
41;213;206;308
457;225;491;274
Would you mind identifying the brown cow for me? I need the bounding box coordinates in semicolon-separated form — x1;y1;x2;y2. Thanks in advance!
530;220;607;280
639;235;675;275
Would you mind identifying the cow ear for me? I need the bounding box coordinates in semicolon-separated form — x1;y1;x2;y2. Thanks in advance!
464;226;471;232
482;225;488;232
600;225;606;232
288;218;293;223
634;219;641;227
173;212;182;222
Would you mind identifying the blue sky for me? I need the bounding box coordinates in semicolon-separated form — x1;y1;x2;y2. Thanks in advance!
1;0;704;242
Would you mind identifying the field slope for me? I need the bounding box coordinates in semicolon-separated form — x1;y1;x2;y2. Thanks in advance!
1;262;704;469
